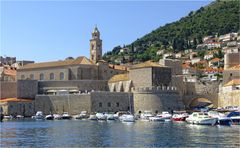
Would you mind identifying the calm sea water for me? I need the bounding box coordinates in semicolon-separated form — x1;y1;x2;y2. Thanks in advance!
1;119;240;147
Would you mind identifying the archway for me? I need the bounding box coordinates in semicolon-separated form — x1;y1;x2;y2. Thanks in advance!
188;98;213;109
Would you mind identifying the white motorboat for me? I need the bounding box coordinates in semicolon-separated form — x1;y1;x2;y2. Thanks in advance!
140;111;154;121
75;111;89;120
106;113;116;120
208;111;232;126
16;115;24;119
35;111;44;120
120;114;135;122
96;113;107;120
53;114;62;120
149;116;165;122
157;111;172;120
3;115;13;120
89;114;98;120
45;114;54;120
186;112;217;125
62;112;71;119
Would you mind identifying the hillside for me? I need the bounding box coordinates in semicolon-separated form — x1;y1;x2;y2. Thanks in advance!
103;0;239;63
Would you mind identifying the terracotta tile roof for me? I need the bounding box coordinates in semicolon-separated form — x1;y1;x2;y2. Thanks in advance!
224;79;240;87
225;64;240;70
0;98;33;102
108;73;129;83
19;56;93;70
182;63;191;69
204;67;223;73
210;58;220;62
131;61;166;69
3;68;16;76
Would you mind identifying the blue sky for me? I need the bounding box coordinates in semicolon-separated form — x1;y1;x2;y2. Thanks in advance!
1;0;212;62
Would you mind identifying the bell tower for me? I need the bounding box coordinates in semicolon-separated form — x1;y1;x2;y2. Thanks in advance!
90;26;102;63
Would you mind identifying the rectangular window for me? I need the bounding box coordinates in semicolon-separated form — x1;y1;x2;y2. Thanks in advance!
99;102;102;107
108;102;111;107
116;102;119;107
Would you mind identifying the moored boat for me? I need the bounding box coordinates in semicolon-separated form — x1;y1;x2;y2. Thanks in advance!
140;111;154;121
227;111;240;125
157;111;172;120
120;114;135;122
89;114;98;120
96;113;107;120
45;114;54;120
149;116;165;122
172;113;189;121
186;112;217;125
53;114;62;120
75;111;89;120
208;111;232;126
62;112;71;120
35;111;44;120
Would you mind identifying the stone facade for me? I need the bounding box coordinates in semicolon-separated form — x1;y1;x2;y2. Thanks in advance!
0;101;34;116
34;92;133;115
218;90;240;107
38;80;108;94
223;69;240;85
0;81;17;99
129;67;171;88
133;87;183;113
17;80;38;99
224;52;240;69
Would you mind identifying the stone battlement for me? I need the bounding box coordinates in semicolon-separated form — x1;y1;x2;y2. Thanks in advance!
131;86;178;93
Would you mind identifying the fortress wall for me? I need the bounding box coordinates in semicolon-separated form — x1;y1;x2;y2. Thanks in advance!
91;92;133;113
133;91;183;114
183;81;220;107
0;81;17;99
35;94;91;115
218;90;240;107
17;80;38;99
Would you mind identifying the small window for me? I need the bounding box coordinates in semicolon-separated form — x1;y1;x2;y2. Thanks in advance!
116;102;119;107
108;102;111;107
50;73;54;80
30;74;34;80
230;73;233;76
99;102;102;107
21;75;25;80
40;73;44;80
60;72;64;80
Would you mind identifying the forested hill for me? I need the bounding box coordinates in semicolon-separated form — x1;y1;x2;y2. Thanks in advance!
103;0;239;63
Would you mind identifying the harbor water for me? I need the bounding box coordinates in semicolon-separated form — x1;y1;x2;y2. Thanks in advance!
1;120;240;147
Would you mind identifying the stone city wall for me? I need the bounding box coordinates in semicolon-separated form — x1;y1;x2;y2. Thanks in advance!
34;91;133;115
218;90;240;107
17;80;38;99
91;92;133;113
0;81;17;99
132;86;183;113
35;94;92;115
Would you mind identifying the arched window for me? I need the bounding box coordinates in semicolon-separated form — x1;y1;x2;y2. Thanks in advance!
60;72;64;80
21;75;25;80
50;73;54;80
30;74;34;80
40;73;44;80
